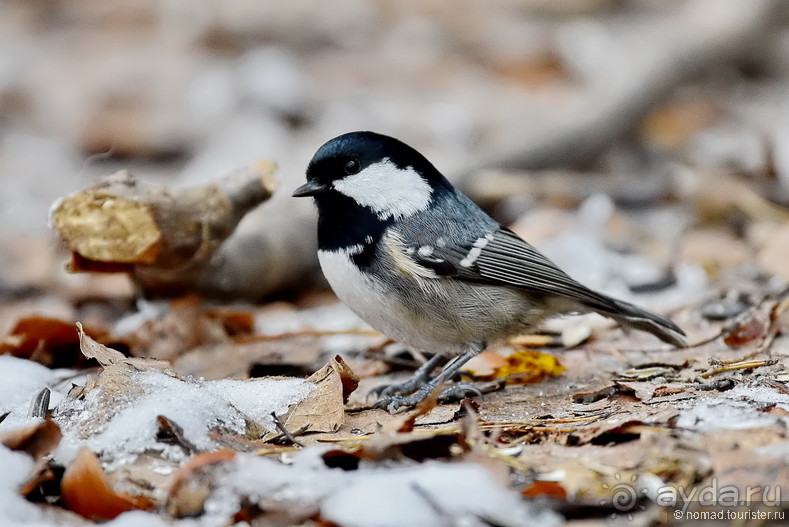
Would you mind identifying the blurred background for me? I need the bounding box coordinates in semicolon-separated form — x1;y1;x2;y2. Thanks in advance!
2;0;789;319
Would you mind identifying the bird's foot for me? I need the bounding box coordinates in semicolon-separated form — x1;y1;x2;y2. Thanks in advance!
369;375;427;399
368;354;444;399
372;382;482;413
437;383;482;403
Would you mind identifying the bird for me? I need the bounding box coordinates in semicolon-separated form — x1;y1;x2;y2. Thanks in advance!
293;131;686;412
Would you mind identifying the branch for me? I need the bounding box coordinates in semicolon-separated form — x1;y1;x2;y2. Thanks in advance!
51;161;277;297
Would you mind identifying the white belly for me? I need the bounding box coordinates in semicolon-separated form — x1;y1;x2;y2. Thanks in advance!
318;249;544;355
318;249;422;346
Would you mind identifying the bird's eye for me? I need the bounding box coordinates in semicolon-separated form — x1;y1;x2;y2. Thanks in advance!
344;159;361;175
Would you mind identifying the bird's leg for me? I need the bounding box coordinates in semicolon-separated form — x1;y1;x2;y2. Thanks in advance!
369;354;445;398
373;343;485;412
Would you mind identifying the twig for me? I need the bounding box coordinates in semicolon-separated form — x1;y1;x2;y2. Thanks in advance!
699;358;779;379
269;412;306;447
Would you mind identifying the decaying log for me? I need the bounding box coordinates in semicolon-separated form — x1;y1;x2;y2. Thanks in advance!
51;161;278;298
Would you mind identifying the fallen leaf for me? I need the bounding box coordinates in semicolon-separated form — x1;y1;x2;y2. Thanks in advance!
0;316;105;368
281;357;359;435
2;420;64;496
522;480;568;499
77;321;126;366
333;355;361;403
166;450;236;518
1;420;62;460
466;350;564;385
205;308;255;336
61;448;154;520
723;317;766;347
463;350;509;377
117;295;227;362
569;407;678;446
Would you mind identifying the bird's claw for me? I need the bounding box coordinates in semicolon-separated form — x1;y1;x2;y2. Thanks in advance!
368;379;420;399
372;383;483;413
436;383;482;403
371;394;416;413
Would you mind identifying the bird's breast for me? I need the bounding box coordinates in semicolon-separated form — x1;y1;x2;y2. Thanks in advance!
317;246;548;354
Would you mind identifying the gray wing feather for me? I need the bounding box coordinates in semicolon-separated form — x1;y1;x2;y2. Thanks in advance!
412;227;686;347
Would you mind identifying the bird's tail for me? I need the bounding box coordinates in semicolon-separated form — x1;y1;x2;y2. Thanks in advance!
605;299;687;348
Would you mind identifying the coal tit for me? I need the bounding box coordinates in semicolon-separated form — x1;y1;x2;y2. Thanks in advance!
294;131;686;412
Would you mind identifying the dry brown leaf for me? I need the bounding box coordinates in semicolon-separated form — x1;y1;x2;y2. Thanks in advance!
568;406;678;446
119;296;228;362
0;316;106;368
174;337;323;380
77;321;170;372
166;450;236;518
1;420;62;460
61;448;154;520
572;383;634;404
361;429;461;462
2;420;64;496
333;355;361;403
76;321;125;366
281;356;359;435
522;480;568;499
356;393;465;461
205;307;255;336
723;317;766;347
614;381;692;402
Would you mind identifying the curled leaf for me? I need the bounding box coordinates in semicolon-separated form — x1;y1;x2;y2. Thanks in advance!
466;350;564;385
167;450;236;518
61;448;154;520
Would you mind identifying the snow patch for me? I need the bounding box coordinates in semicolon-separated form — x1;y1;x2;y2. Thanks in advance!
204;451;559;527
53;371;314;466
0;446;45;524
676;383;789;432
0;355;70;435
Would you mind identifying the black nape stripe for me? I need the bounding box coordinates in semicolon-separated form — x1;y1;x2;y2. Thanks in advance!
351;244;377;268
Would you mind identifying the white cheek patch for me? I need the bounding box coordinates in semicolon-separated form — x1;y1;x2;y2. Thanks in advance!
333;159;432;220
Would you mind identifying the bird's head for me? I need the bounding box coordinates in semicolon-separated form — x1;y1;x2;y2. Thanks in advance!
293;131;451;221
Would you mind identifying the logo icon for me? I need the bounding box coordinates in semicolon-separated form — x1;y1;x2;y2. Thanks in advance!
600;473;648;519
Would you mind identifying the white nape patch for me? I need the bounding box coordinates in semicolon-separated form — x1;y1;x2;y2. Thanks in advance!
342;244;364;255
417;245;433;257
435;237;447;247
460;235;491;267
333;158;432;220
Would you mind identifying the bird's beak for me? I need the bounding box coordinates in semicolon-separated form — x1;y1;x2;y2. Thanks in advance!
292;180;327;197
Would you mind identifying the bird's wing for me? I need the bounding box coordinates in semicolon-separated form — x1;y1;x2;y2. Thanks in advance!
404;226;685;347
408;226;613;310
